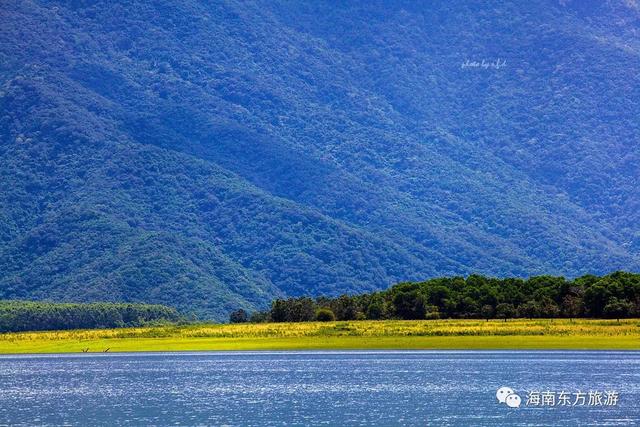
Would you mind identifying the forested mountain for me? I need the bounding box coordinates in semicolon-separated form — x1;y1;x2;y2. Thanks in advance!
1;0;639;319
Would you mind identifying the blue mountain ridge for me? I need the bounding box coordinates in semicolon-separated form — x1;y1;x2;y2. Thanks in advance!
1;0;638;318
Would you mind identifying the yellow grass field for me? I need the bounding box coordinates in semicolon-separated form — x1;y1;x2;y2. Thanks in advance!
1;319;639;354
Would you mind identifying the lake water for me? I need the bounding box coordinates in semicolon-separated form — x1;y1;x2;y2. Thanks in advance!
0;351;638;426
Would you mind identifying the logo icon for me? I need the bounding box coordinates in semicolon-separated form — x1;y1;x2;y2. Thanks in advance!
497;386;521;408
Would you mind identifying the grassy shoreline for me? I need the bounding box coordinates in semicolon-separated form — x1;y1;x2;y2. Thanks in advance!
1;319;639;354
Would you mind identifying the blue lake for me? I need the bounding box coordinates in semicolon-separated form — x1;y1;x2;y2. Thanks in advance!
0;351;638;426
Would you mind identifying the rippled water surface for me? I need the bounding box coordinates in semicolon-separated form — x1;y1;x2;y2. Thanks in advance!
0;351;638;426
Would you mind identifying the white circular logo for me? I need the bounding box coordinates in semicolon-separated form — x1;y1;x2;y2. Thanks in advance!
505;393;522;408
496;386;521;408
496;386;515;403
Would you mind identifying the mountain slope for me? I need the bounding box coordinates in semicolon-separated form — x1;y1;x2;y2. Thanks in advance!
1;0;639;319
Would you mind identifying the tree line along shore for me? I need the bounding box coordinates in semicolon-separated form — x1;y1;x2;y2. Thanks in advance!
0;301;181;333
230;271;640;324
0;272;638;334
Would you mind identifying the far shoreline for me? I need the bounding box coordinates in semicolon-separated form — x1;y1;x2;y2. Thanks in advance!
1;319;639;354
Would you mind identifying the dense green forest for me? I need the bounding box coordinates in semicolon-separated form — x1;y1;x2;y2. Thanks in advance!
236;272;640;323
0;301;181;332
2;1;639;319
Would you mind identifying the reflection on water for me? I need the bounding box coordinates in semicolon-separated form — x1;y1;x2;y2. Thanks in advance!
0;351;638;426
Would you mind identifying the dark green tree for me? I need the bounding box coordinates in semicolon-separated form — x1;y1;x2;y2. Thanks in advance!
249;311;270;323
584;284;611;317
229;309;248;323
481;304;494;321
538;297;561;318
496;303;516;322
603;298;633;321
425;305;440;320
366;298;385;320
561;295;583;320
331;295;359;321
392;290;427;320
315;308;336;322
516;300;540;319
270;299;289;322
